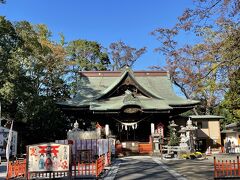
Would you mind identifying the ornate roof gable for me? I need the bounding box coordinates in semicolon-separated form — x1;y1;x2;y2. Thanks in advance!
95;67;164;100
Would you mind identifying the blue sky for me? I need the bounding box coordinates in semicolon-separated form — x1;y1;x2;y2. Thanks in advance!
0;0;194;71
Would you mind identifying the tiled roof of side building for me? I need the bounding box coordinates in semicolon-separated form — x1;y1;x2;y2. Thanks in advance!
189;115;224;119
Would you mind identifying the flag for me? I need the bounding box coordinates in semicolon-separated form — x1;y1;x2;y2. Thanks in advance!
6;120;13;161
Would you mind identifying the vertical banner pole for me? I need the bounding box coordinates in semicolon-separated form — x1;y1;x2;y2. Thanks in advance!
6;120;13;179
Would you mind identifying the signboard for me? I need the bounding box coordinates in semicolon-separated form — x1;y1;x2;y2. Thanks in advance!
156;123;164;138
27;143;70;172
0;126;17;157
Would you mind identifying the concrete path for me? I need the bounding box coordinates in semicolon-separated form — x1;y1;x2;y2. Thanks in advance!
107;156;183;180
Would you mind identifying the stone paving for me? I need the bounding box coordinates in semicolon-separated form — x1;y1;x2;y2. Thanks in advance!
160;158;213;180
105;156;209;180
104;156;183;180
160;154;240;180
104;154;240;180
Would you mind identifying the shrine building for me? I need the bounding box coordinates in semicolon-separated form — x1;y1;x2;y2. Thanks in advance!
58;67;200;143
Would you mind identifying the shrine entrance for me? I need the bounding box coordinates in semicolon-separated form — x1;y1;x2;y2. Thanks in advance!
103;112;169;143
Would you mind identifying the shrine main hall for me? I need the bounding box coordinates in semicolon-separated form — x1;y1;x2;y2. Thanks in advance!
58;67;201;142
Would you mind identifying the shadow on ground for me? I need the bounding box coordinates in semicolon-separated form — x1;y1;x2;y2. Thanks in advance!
162;158;213;180
115;156;176;180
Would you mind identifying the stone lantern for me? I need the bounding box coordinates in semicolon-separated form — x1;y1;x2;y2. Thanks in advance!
150;123;161;156
178;126;188;151
185;118;197;152
169;120;178;135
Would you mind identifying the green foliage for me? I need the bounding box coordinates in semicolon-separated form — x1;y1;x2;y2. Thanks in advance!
217;69;240;124
0;16;70;151
0;16;115;149
23;97;70;143
66;39;110;95
66;39;110;71
167;125;179;146
0;16;128;151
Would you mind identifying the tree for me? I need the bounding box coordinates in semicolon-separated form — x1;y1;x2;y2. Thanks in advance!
35;24;69;99
218;69;240;124
13;22;70;143
66;40;110;71
22;96;70;144
151;0;240;116
176;0;239;31
109;41;147;70
0;16;24;117
0;16;22;103
0;17;70;150
168;125;179;146
66;40;110;95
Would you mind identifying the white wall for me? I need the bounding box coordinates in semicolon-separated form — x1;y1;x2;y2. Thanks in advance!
225;132;238;145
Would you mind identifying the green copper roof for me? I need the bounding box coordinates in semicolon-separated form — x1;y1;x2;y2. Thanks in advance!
94;68;164;100
90;95;172;111
57;68;199;111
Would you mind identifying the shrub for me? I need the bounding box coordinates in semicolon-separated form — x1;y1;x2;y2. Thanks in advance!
181;152;203;159
194;151;202;158
181;154;189;159
195;152;202;155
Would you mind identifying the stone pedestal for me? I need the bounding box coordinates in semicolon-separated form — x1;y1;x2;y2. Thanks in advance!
152;133;160;156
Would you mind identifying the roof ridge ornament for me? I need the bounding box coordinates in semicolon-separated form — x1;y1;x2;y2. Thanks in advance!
121;65;134;76
123;90;140;105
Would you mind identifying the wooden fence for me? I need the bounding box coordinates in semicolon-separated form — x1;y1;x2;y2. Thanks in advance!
116;144;123;154
138;143;152;154
115;142;152;155
7;152;111;179
7;159;26;179
214;156;240;179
